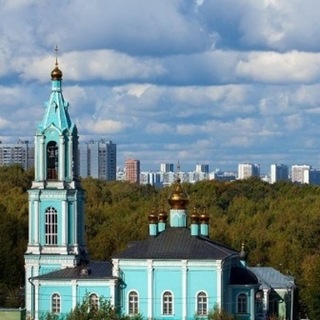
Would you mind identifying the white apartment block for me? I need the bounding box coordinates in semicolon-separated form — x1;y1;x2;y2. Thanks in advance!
160;163;174;173
270;164;289;184
238;163;260;179
195;164;209;173
291;165;310;184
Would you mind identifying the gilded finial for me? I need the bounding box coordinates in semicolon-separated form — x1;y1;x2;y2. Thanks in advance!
239;242;247;260
199;206;210;223
190;206;199;224
51;45;63;80
55;45;59;66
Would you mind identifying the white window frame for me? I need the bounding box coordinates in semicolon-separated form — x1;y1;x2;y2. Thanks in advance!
162;290;174;315
128;290;139;315
45;206;58;245
51;293;61;314
196;291;208;316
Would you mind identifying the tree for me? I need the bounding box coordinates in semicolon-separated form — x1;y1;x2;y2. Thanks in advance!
206;304;234;320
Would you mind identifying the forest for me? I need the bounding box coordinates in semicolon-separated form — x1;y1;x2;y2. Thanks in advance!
1;165;320;318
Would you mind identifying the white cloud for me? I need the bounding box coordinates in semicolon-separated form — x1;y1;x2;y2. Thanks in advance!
82;119;125;135
2;0;320;171
236;51;320;83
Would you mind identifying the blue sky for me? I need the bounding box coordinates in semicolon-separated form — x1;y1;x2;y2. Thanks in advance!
1;0;320;173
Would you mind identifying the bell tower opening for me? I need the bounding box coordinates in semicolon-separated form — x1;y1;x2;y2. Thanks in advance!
47;141;58;180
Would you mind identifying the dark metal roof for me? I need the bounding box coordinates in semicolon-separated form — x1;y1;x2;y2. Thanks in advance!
32;261;114;280
113;227;238;260
249;267;295;289
230;266;259;285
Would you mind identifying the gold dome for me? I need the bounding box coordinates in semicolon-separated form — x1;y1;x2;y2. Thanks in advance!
190;206;199;224
158;207;168;222
168;178;189;209
51;64;63;80
199;207;210;224
148;209;158;223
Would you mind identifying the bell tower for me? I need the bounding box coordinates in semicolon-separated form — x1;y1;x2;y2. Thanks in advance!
25;50;87;312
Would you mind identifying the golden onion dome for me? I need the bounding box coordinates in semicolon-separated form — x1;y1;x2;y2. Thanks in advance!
148;208;158;224
190;206;199;224
158;207;168;222
51;63;63;80
199;207;210;224
168;178;189;209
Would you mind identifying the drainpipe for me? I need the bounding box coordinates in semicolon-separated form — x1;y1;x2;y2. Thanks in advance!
28;277;35;320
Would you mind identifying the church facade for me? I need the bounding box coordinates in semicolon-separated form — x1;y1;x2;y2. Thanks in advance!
25;61;295;320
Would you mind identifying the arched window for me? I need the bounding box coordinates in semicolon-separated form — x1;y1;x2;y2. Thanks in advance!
89;293;99;312
45;207;58;245
162;291;173;315
52;293;61;314
128;291;139;314
237;293;248;313
197;291;208;315
47;141;58;180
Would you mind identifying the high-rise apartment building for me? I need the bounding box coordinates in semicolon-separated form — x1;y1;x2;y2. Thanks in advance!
195;164;209;173
291;165;311;184
79;139;116;181
0;139;34;170
160;163;174;172
270;164;289;184
238;163;260;179
125;159;140;183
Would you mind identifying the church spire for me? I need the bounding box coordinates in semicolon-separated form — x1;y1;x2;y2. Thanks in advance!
33;48;79;184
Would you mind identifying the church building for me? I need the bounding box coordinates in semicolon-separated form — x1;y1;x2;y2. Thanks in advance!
24;60;295;320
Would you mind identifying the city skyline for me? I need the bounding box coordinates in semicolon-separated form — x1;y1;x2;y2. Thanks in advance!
2;1;320;171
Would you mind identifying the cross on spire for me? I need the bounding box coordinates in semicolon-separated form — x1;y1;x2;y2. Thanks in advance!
55;45;59;66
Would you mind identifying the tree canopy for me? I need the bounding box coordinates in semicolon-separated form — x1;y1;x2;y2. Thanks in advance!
1;166;320;316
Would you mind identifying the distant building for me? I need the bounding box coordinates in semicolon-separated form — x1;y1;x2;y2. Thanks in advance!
140;171;163;188
291;165;310;184
195;164;209;173
79;139;116;181
125;159;140;183
238;163;260;179
270;164;289;184
210;170;237;181
160;163;174;172
0;139;34;170
303;168;320;185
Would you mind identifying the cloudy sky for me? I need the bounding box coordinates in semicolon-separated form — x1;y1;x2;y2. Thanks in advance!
1;0;320;173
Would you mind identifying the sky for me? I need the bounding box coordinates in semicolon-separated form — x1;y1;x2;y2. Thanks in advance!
1;0;320;173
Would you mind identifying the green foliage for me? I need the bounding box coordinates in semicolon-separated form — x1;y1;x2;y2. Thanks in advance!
205;304;234;320
4;165;320;316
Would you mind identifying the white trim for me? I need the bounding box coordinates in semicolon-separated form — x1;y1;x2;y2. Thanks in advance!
216;261;222;307
62;200;67;247
59;135;65;181
127;290;139;315
161;290;174;316
147;259;153;318
71;280;77;309
34;200;39;245
182;260;187;319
